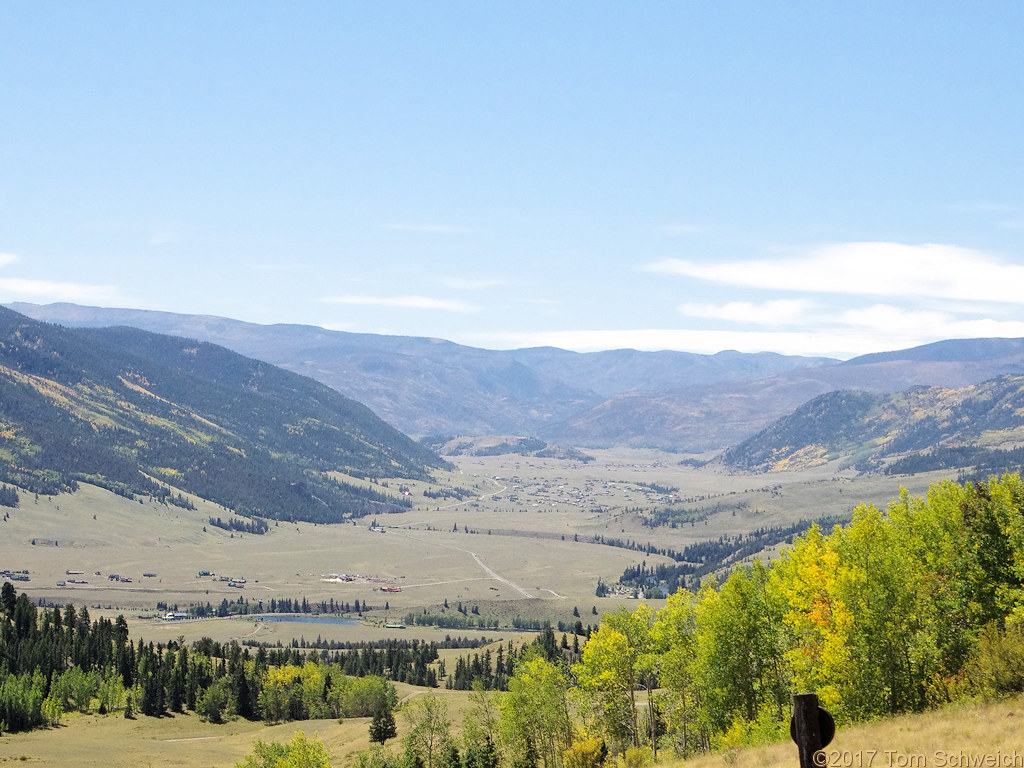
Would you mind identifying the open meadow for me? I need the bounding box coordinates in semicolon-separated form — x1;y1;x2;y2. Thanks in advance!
0;448;954;637
0;680;467;768
3;685;1024;768
677;696;1024;768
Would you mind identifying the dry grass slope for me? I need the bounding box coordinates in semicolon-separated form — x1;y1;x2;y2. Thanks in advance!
3;694;1024;767
680;698;1024;768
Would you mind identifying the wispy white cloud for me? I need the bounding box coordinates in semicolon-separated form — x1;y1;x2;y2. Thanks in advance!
0;251;119;302
935;317;1024;337
838;304;953;335
0;277;120;303
440;277;507;290
323;294;480;313
676;299;1024;356
680;299;812;326
515;297;561;317
383;223;471;234
838;304;1024;339
646;242;1024;304
467;328;872;357
468;297;1024;358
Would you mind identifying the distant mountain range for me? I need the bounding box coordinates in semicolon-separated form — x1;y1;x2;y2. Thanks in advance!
0;306;447;522
10;302;1024;452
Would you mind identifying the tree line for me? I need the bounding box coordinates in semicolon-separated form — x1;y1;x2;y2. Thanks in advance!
207;515;268;534
0;485;19;508
602;516;849;591
179;595;384;618
0;584;420;733
354;473;1024;768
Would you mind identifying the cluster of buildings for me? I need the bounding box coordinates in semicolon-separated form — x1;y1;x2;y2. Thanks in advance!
197;570;246;588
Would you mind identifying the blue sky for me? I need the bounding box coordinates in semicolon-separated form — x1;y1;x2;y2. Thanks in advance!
2;2;1023;359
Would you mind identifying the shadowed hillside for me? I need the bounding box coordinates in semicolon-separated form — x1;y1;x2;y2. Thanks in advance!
0;307;448;522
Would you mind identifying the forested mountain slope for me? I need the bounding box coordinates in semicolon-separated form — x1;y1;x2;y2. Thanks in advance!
723;373;1024;474
0;307;447;522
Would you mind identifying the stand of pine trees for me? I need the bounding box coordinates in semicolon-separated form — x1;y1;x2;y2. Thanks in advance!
0;584;407;733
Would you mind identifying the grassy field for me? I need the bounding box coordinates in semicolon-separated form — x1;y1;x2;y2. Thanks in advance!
677;696;1024;768
0;682;486;767
0;448;954;639
3;689;1024;767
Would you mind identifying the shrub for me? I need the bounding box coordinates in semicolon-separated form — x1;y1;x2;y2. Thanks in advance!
235;731;331;768
966;623;1024;696
563;737;606;768
197;678;233;724
620;746;653;768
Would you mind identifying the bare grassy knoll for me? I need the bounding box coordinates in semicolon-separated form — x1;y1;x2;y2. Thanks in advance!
678;697;1024;768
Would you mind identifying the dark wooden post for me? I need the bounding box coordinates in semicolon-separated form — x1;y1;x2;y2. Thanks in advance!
792;693;825;768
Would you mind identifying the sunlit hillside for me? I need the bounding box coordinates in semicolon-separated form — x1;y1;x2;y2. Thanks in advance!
678;697;1024;768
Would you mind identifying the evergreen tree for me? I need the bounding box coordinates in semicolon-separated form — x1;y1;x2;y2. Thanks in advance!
1;581;16;617
370;707;397;744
